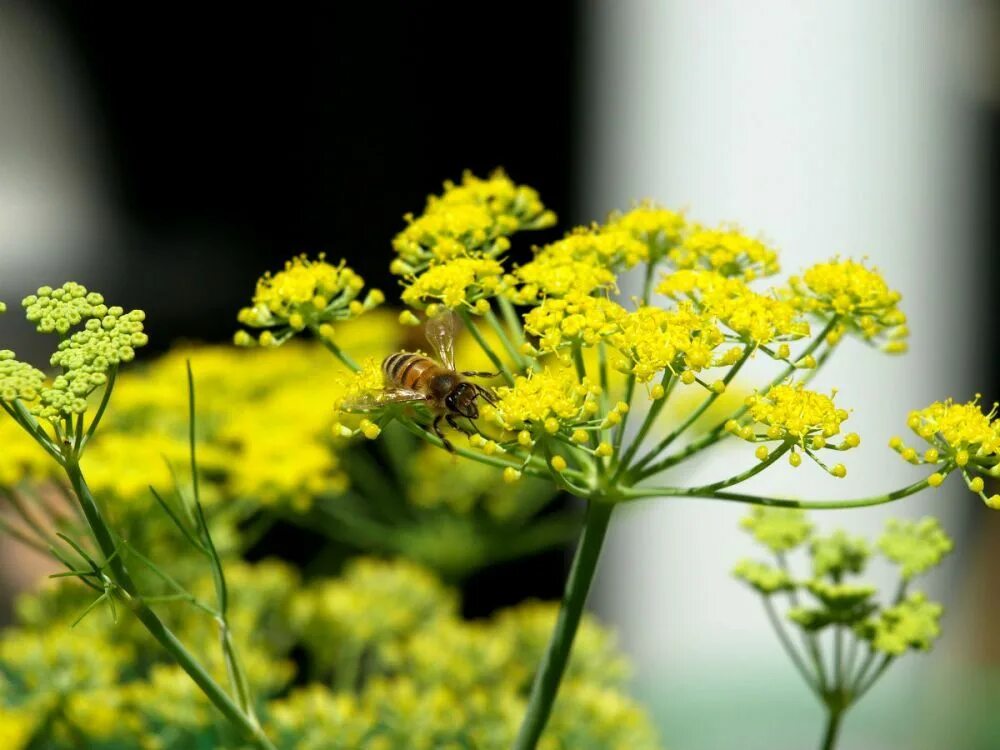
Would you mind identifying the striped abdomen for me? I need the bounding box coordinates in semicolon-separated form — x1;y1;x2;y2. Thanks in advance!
382;352;441;392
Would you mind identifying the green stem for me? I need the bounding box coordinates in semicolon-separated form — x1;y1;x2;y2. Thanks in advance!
612;374;637;456
485;308;527;372
762;595;819;695
498;296;533;368
614;370;675;477
458;308;514;386
641;318;842;475
63;463;275;750
314;332;361;372
682;444;790;493
852;654;894;702
82;366;117;449
819;708;845;750
513;501;614;750
631;347;752;476
624;471;945;509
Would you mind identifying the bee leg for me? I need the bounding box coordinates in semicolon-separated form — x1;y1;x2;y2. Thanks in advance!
461;371;500;378
474;384;498;407
446;413;476;436
432;414;454;453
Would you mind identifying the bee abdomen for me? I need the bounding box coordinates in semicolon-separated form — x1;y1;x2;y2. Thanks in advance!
382;352;436;390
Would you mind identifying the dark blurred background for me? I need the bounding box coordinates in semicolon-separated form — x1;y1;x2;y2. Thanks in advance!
29;2;579;350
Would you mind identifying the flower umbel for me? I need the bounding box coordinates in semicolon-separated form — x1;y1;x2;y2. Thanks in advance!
236;254;383;347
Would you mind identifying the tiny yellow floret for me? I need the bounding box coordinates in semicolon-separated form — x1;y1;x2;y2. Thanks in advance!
550;455;568;473
360;419;381;440
928;472;944;488
503;467;522;483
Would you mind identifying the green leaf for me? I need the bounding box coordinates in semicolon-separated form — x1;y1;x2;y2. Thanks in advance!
878;517;953;581
739;507;813;552
733;559;795;595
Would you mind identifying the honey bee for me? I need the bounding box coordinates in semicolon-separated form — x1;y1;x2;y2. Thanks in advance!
352;312;498;451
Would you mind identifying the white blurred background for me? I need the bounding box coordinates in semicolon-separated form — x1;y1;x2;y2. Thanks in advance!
583;2;993;749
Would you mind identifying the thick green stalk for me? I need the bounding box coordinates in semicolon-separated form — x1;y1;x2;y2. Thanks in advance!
819;708;845;750
63;462;276;750
513;501;614;750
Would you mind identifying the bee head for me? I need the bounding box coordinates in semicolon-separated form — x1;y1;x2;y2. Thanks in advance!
447;382;480;419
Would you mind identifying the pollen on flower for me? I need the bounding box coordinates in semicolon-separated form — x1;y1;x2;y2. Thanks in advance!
787;258;907;353
335;358;386;412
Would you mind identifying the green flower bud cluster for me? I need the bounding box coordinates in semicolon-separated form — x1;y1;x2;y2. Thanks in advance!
736;511;949;656
734;508;950;730
0;351;45;404
36;307;148;419
22;282;109;335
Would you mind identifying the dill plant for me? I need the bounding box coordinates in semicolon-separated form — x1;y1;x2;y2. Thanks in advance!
233;169;1000;748
734;510;952;749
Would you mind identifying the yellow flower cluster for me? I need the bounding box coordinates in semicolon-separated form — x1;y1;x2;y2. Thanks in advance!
236;254;383;347
507;250;617;303
78;313;399;509
608;303;726;384
659;270;809;348
399;256;506;313
392;170;556;273
523;292;627;353
487;366;600;439
787;259;908;353
890;397;1000;507
729;383;857;473
274;559;657;750
392;171;555;314
667;224;780;280
606;202;687;261
434;169;557;232
508;225;644;304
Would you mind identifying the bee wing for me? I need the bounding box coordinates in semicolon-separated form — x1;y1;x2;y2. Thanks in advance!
425;311;457;370
341;387;427;412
